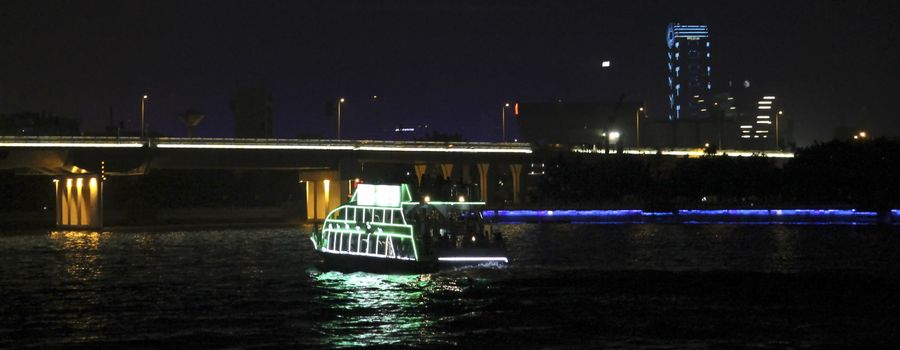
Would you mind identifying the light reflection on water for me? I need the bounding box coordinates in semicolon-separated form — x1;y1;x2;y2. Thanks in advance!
311;271;458;348
49;230;111;281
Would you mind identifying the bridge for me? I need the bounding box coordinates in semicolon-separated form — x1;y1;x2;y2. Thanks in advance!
0;136;535;228
0;136;794;229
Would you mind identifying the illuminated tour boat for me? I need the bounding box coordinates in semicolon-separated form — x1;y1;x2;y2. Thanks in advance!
310;183;508;273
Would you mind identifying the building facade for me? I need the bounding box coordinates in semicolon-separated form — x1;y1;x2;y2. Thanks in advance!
667;23;712;121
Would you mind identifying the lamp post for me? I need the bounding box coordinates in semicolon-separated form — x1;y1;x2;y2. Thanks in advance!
337;97;345;140
502;103;510;142
636;107;644;148
140;94;148;138
776;110;783;150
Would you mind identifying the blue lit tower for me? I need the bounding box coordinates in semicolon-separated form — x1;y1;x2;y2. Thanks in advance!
667;23;711;120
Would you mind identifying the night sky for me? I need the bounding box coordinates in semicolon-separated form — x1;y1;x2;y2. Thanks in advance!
1;0;898;144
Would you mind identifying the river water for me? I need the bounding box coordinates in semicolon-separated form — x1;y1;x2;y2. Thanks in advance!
1;223;899;348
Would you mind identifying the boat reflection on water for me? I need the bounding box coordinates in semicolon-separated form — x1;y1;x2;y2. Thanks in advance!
311;271;458;347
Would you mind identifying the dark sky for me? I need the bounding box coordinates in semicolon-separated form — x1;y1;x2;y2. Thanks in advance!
1;0;898;144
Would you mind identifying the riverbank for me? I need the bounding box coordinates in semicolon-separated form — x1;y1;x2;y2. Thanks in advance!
0;207;303;232
3;206;898;233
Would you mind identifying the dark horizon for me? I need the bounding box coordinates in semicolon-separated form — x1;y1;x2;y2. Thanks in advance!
1;0;898;144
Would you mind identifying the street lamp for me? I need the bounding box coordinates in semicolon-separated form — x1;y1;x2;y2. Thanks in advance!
636;107;644;148
502;103;510;142
140;94;148;138
337;97;345;140
776;110;783;150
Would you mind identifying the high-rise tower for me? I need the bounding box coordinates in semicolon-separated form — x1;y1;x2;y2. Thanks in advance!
667;23;711;120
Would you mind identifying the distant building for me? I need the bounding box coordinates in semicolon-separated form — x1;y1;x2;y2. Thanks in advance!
0;111;80;136
667;23;712;121
231;87;273;138
711;79;794;150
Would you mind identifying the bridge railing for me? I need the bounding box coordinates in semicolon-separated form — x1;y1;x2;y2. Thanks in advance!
1;136;532;152
153;137;533;153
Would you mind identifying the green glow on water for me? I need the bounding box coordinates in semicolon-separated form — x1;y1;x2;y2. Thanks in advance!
312;271;457;347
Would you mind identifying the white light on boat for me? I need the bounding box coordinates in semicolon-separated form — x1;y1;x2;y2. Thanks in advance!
438;257;509;263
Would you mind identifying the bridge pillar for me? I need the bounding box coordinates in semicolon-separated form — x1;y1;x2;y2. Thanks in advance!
439;163;453;180
476;163;489;203
414;164;427;186
510;164;523;205
299;170;341;222
55;175;102;228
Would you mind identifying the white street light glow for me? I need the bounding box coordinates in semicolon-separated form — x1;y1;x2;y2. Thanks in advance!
438;257;509;263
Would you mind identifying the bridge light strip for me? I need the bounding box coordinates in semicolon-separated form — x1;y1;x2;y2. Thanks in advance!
355;146;532;153
0;142;143;148
156;142;532;153
155;143;355;150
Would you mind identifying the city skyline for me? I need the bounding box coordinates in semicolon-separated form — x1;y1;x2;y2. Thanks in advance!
1;1;898;145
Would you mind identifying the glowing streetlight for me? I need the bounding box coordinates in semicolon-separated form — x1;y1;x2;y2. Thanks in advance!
140;94;148;138
337;98;345;140
502;103;510;142
776;110;783;150
636;107;645;148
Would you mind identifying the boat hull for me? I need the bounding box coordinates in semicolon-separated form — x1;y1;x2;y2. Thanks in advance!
318;251;437;274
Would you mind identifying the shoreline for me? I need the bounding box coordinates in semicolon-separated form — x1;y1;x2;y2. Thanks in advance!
2;207;897;233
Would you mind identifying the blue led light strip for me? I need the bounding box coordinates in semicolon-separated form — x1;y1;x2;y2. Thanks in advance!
483;209;894;223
